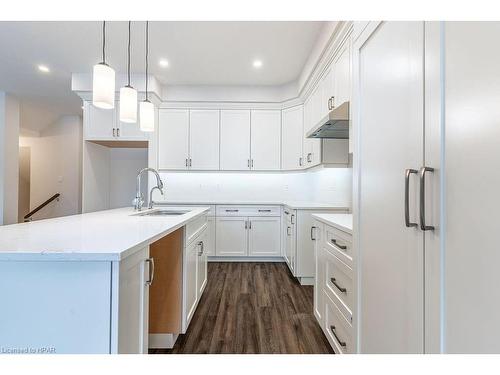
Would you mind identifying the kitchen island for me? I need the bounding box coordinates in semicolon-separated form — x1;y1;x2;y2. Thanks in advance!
0;206;210;354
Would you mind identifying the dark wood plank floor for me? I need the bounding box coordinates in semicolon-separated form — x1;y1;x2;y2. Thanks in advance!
150;262;333;354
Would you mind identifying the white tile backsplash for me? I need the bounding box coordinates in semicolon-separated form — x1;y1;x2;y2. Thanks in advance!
157;167;352;207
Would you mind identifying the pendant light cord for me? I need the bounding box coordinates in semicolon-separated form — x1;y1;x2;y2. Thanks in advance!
127;21;131;86
102;21;106;63
145;21;149;101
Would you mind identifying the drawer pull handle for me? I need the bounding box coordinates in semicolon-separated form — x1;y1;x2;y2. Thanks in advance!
331;238;347;250
331;277;347;293
330;325;347;347
225;209;239;212
258;209;271;212
145;258;155;286
311;226;317;241
287;226;291;236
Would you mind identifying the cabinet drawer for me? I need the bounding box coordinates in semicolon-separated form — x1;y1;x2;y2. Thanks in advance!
324;292;353;354
185;215;208;245
324;225;353;267
216;205;280;217
324;247;353;320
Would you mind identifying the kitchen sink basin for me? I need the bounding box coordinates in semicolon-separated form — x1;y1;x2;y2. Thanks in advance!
134;209;190;216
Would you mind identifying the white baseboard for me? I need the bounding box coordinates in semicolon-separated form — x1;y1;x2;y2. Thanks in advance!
149;333;179;349
298;277;314;286
207;256;285;262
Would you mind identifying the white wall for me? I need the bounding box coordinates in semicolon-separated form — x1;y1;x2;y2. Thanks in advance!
155;166;352;207
0;92;20;225
19;115;82;220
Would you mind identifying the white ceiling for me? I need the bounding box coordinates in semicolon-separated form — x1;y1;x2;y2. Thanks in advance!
0;21;324;132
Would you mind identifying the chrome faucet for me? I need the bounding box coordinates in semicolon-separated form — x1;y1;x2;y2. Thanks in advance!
134;168;164;211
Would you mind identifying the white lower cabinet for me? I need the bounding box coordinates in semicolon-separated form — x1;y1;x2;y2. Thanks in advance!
116;246;150;354
215;206;281;258
248;216;281;256
215;217;248;257
182;216;208;332
313;219;354;354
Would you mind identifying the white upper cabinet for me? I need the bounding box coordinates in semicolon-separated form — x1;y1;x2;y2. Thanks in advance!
117;101;147;140
333;38;352;107
220;110;251;170
250;110;281;170
281;105;304;170
189;110;220;170
85;102;115;140
158;109;190;170
84;101;149;141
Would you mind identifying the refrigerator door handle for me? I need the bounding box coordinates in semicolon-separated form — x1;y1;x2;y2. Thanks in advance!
419;166;435;231
405;169;418;228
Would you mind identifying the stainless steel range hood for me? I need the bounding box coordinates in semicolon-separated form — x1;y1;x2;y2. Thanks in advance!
306;101;350;139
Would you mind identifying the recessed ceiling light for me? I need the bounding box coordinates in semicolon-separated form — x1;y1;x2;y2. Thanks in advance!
38;65;50;73
159;59;169;68
253;59;263;69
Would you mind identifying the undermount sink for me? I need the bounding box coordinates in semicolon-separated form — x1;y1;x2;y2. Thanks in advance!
134;209;190;217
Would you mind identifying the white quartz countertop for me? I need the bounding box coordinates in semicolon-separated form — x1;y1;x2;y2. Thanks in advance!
0;206;210;262
158;200;349;210
312;213;353;234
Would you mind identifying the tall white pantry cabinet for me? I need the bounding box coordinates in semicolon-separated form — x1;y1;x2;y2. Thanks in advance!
353;21;500;353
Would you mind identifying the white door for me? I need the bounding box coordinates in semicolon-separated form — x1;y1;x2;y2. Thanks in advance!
215;217;248;256
250;110;281;170
117;101;147;140
84;101;115;140
183;238;198;330
158;109;189;170
357;21;424;353
281;106;304;170
204;217;216;256
117;247;149;354
189;110;220;170
439;21;500;353
220;110;251;170
333;38;352;107
197;230;208;296
248;216;281;256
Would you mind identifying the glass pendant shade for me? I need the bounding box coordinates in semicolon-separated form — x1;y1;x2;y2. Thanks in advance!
119;86;138;123
140;100;155;132
92;63;115;109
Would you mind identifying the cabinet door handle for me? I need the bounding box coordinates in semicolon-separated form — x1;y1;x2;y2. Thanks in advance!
331;96;335;109
311;226;317;241
330;325;347;347
245;220;248;229
328;97;332;110
287;226;291;236
249;220;252;229
185;158;188;167
330;277;347;293
247;159;250;168
116;128;120;137
258;209;271;212
419;166;435;231
189;158;192;167
112;128;116;137
225;209;239;212
197;241;204;256
284;210;290;215
405;169;418;228
331;238;347;250
299;157;303;167
145;258;155;286
291;214;295;224
307;153;312;163
251;159;254;168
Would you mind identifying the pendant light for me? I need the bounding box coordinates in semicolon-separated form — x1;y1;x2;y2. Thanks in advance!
140;21;155;132
93;21;115;109
120;21;138;123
